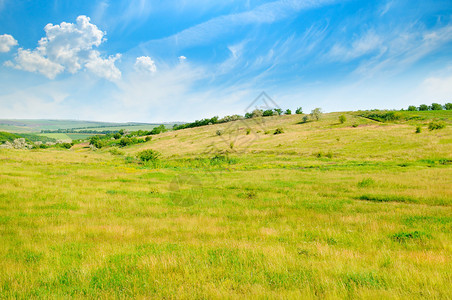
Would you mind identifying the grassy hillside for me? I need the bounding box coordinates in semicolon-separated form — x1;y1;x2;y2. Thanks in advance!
0;111;451;298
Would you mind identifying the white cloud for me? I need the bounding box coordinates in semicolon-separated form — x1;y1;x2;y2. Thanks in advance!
0;34;18;52
11;48;64;79
134;56;157;73
38;15;104;73
85;52;122;81
178;56;186;63
6;15;121;80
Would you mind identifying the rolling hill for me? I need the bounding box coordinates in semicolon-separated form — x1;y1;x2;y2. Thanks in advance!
0;110;451;298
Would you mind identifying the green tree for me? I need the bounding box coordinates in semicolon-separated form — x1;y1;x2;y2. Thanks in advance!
285;109;292;115
310;108;322;121
407;105;417;111
295;107;303;114
274;108;283;115
444;103;452;110
418;104;429;111
339;115;346;124
263;109;275;117
430;103;443;110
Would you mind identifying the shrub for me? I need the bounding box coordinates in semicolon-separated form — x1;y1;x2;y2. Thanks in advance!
339;115;346;124
145;136;152;142
137;149;161;162
119;137;131;147
60;143;72;149
109;148;124;155
285;109;292;115
251;109;263;118
274;128;284;135
352;123;359;127
310;108;322;121
119;137;139;147
89;136;104;149
407;105;417;111
430;103;443;110
428;121;446;131
113;133;121;139
274;108;283;115
216;130;222;136
415;126;421;133
246;128;251;135
418;104;429;111
295;107;303;114
302;115;309;123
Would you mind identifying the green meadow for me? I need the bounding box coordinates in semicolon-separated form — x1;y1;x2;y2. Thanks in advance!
38;133;72;141
0;111;451;298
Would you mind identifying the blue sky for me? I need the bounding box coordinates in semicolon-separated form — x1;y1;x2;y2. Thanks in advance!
0;0;451;122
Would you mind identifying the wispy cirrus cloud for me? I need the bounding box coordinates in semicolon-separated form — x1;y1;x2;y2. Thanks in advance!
139;0;337;50
327;30;384;62
353;23;452;77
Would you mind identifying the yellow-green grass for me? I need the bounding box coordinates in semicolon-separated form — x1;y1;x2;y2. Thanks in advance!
0;111;451;298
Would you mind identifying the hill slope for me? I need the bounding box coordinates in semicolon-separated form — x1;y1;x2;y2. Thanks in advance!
0;110;451;298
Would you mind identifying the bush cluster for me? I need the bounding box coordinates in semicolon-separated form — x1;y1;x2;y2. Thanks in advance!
360;111;402;122
174;106;299;131
428;121;446;131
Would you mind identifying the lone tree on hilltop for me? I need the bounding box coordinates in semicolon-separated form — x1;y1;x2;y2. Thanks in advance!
310;108;322;121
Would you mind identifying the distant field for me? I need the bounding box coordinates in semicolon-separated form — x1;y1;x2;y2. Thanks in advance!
0;111;451;298
73;124;174;132
66;133;99;140
38;133;72;141
0;119;164;133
